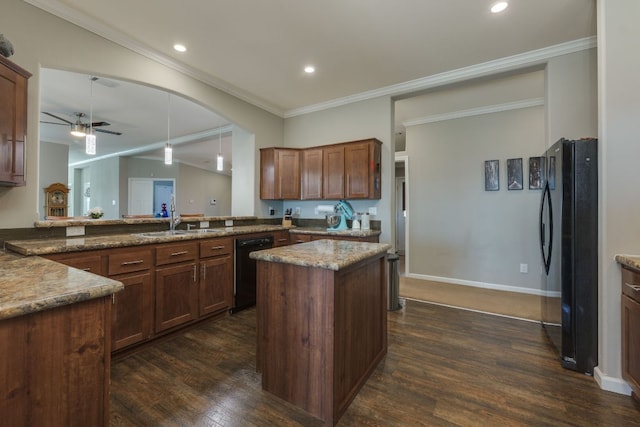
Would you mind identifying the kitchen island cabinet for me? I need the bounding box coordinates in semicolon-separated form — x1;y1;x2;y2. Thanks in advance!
617;256;640;403
0;252;122;426
252;239;391;426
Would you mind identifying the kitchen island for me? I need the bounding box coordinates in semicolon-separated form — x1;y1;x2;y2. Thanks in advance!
251;239;391;426
0;250;123;426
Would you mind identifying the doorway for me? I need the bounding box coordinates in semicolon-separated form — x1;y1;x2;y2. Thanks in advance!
128;178;176;216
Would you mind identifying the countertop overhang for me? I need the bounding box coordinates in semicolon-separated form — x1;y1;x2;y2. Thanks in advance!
615;254;640;271
249;239;392;271
0;251;123;321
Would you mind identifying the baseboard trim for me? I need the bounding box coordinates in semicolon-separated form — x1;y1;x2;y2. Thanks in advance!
405;273;559;297
594;367;632;395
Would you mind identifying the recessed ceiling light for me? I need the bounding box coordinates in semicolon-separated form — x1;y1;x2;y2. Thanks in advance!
173;44;187;52
304;65;315;74
490;1;508;13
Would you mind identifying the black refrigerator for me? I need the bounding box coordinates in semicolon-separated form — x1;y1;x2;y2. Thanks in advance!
539;137;598;374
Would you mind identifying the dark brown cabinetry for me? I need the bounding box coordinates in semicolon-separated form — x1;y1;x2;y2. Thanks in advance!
260;148;301;199
111;272;153;350
621;266;640;402
290;233;379;244
199;238;234;316
302;148;323;200
260;138;382;200
272;230;291;247
0;56;30;186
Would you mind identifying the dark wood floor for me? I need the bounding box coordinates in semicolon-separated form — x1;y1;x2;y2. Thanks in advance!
110;300;640;426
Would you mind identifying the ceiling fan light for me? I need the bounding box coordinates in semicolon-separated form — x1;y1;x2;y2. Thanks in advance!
85;133;96;155
165;143;173;165
217;153;224;171
70;123;86;137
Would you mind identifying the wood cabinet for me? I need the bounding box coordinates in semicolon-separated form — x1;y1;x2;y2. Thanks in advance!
621;266;640;402
323;145;345;199
260;139;382;201
0;56;30;187
260;148;301;200
302;148;323;199
290;232;379;244
0;296;111;425
272;230;291;247
155;242;199;332
111;272;153;351
344;139;381;199
199;238;234;316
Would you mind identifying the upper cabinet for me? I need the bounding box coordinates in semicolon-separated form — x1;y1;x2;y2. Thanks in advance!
260;148;301;200
0;56;31;186
261;138;381;201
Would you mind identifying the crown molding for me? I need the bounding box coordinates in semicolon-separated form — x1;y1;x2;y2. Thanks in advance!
284;37;596;118
403;98;545;127
23;0;285;117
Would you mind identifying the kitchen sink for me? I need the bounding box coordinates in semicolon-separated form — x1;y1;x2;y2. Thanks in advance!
137;230;188;237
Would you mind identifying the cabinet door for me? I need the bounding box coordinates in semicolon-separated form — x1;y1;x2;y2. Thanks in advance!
301;148;323;200
323;146;345;200
155;263;198;332
112;272;153;351
344;142;371;199
0;58;29;186
199;256;233;316
622;294;640;395
276;149;301;199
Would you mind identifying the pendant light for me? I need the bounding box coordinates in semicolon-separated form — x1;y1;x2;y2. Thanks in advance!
165;93;173;165
216;127;223;171
85;77;96;155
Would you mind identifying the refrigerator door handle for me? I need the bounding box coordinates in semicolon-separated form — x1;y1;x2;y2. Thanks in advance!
539;182;553;275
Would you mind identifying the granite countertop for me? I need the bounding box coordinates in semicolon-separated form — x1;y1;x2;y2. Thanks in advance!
249;239;391;271
0;251;123;321
289;227;381;238
615;254;640;271
33;215;258;228
5;225;293;256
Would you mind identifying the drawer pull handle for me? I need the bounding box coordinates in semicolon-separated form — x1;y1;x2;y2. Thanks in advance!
625;282;640;291
193;265;197;283
81;267;92;271
121;259;144;266
277;238;288;242
170;250;189;257
210;246;225;250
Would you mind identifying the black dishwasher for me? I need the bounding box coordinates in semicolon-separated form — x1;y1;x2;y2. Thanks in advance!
233;236;273;313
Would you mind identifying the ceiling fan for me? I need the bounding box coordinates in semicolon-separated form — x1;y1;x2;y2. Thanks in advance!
41;111;123;136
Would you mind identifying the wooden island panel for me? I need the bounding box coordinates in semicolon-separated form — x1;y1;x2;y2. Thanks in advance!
255;240;388;426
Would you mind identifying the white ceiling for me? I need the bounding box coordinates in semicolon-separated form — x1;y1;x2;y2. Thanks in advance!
33;0;596;166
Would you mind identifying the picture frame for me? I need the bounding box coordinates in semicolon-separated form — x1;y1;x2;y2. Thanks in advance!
529;156;546;190
484;160;499;191
507;158;523;190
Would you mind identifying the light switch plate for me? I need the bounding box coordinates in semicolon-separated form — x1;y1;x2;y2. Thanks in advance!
66;226;85;237
225;220;233;227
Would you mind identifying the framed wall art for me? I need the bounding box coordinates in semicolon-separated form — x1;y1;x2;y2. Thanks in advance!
484;160;499;191
507;158;523;190
529;156;546;190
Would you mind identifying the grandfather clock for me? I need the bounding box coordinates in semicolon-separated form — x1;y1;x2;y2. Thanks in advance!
44;183;69;217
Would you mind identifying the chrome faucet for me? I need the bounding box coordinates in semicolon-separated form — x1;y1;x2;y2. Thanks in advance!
169;194;181;232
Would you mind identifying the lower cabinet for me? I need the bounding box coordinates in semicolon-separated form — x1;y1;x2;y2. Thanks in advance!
155;263;199;332
200;256;233;316
112;272;153;351
622;266;640;402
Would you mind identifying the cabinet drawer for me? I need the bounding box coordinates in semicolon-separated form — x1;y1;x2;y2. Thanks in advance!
46;253;104;276
199;238;233;258
290;234;313;244
272;231;290;247
108;248;153;275
156;242;198;266
622;267;640;304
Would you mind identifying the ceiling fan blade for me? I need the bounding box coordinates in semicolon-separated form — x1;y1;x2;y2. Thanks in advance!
95;128;122;136
40;121;69;126
42;111;72;125
90;121;111;127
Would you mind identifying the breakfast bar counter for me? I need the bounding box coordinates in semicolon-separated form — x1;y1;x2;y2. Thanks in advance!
251;239;391;426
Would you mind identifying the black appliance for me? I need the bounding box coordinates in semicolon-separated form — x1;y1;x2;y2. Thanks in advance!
233;236;273;313
539;137;598;374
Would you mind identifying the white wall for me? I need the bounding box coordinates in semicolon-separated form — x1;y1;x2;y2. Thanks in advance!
38;141;68;218
283;97;394;245
0;0;283;227
595;0;640;395
407;106;545;292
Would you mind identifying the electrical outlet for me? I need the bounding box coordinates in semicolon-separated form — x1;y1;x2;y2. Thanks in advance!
225;219;233;227
520;263;528;273
368;207;377;216
295;207;301;215
199;221;210;228
66;226;85;237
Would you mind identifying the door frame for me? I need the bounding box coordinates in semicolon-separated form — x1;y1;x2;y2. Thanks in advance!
395;153;409;273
